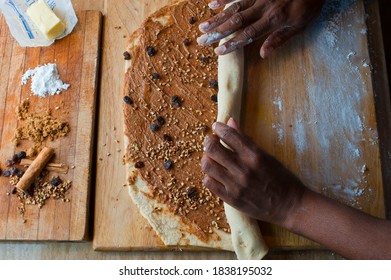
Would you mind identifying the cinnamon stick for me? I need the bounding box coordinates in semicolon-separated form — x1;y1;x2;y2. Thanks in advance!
14;147;54;194
20;158;68;174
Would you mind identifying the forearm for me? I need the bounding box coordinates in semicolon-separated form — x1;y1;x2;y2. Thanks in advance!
284;189;391;259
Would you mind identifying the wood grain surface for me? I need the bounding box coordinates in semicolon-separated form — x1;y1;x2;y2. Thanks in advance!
0;11;102;241
93;0;390;252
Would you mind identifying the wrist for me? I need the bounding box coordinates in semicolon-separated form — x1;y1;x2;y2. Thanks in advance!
279;187;313;231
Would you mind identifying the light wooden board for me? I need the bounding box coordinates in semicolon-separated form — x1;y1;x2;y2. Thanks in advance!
93;0;390;251
0;11;102;241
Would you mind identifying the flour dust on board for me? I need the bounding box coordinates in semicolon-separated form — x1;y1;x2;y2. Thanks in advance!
271;0;377;208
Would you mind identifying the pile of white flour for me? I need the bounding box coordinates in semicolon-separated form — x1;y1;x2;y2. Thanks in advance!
21;63;70;97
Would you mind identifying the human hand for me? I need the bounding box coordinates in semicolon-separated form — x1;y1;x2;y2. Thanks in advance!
202;118;306;227
197;0;325;57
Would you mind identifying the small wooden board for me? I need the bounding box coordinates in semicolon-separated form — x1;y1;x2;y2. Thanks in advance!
93;0;390;251
0;11;102;241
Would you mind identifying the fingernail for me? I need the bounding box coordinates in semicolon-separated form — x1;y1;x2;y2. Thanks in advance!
214;45;226;55
198;21;209;32
260;47;272;59
208;1;219;10
203;135;209;150
212;122;217;130
197;34;209;45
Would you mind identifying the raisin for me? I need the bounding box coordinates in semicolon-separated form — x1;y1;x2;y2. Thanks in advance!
123;96;133;105
5;160;13;167
135;161;145;169
10;167;18;176
151;73;161;79
12;154;20;164
17;151;26;160
211;95;218;103
189;17;196;24
150;123;160;132
164;160;173;170
123;51;131;60
187;187;198;200
183;38;191;46
198;56;209;63
16;170;24;178
2;170;11;177
209;79;218;89
51;177;63;187
163;134;173;142
156;116;165;126
146;46;156;57
200;125;209;134
171;95;181;107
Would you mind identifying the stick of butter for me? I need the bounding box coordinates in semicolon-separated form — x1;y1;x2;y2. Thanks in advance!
26;0;66;40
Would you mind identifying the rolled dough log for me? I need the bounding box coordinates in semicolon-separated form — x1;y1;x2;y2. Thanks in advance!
216;3;268;260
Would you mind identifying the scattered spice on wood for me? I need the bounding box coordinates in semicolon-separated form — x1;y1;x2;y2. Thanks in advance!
211;95;218;103
13;100;70;147
10;173;72;217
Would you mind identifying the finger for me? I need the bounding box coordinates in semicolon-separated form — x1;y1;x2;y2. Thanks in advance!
227;117;239;130
212;121;246;153
201;154;232;185
203;134;237;169
214;18;274;55
203;175;237;206
208;0;236;10
198;5;263;46
260;26;302;58
198;0;252;33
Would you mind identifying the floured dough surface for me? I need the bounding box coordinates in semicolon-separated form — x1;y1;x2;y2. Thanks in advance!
123;0;232;250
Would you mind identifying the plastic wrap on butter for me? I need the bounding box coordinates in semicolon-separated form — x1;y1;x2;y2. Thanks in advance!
0;0;78;47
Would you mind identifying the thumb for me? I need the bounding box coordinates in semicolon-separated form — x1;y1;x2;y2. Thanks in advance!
260;26;301;58
227;117;240;131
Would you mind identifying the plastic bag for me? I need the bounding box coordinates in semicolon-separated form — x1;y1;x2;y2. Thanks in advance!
0;0;78;47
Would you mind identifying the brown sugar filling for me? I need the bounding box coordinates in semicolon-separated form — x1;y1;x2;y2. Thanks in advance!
123;0;229;242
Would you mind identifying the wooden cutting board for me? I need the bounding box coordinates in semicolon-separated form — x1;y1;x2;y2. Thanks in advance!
93;0;390;251
0;11;102;241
